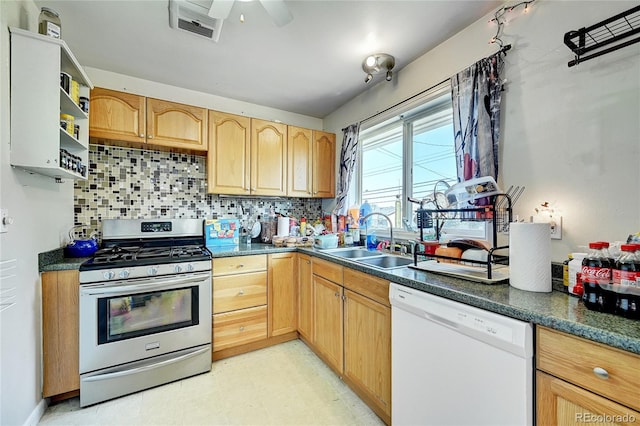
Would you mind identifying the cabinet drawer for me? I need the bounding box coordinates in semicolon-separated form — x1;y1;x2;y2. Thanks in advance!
213;272;267;314
213;306;267;351
312;257;343;284
213;255;266;276
343;268;390;307
537;327;640;411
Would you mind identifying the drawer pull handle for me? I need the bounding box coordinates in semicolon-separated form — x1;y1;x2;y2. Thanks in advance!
238;290;244;296
593;367;609;379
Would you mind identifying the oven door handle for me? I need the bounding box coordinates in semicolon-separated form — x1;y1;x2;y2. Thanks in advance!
81;346;210;382
81;272;210;296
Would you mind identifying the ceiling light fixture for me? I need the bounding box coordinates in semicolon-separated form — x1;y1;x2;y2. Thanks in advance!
362;53;395;84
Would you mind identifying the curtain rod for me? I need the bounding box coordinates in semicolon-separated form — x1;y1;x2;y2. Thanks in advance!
343;44;511;131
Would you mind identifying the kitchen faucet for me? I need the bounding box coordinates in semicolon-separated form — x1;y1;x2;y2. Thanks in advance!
362;212;394;253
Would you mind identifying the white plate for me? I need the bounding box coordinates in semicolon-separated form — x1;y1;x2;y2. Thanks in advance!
250;221;261;238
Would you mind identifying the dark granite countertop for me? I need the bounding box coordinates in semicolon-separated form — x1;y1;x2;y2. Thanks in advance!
40;243;640;355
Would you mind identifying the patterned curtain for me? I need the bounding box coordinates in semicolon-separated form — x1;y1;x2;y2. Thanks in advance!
451;53;504;184
334;123;360;215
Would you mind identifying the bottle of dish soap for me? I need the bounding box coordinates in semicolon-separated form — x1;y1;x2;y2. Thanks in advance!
359;200;372;227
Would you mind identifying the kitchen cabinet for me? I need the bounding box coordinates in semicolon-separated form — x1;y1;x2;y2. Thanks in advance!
41;270;80;399
343;268;391;424
297;254;313;341
287;127;336;198
536;326;640;424
89;88;208;151
251;119;287;196
207;110;251;195
212;255;267;354
311;258;344;373
268;253;298;337
207;115;286;196
10;28;93;181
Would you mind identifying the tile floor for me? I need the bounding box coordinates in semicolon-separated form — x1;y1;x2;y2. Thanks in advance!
39;340;385;426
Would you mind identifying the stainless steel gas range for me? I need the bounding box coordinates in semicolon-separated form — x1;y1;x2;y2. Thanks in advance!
78;219;212;407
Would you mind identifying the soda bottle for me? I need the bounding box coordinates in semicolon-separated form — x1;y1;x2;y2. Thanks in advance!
613;244;640;319
581;242;613;312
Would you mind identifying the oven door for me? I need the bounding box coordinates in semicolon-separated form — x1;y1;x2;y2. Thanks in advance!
79;271;211;374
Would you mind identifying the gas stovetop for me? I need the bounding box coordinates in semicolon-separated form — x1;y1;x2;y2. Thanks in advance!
80;244;212;271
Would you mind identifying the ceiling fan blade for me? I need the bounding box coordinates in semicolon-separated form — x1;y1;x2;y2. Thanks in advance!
208;0;235;19
260;0;293;27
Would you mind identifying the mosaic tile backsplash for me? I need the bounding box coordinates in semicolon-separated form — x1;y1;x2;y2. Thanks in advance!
74;145;323;239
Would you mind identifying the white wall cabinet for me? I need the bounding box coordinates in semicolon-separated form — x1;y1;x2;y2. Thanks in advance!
10;28;93;180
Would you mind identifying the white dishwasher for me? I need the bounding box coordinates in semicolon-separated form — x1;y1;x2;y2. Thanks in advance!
389;283;533;426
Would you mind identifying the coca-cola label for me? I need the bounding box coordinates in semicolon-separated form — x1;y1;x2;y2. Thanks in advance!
581;265;611;285
613;269;639;287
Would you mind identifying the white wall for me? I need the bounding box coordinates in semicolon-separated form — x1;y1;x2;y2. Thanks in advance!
85;67;323;130
0;1;74;425
324;0;640;262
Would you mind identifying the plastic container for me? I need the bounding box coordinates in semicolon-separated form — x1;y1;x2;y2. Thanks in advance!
314;234;338;249
39;7;61;39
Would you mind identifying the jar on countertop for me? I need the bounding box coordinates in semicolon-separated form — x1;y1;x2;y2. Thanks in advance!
38;7;61;39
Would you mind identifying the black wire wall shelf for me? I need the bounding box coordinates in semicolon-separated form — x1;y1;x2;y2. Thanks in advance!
564;5;640;67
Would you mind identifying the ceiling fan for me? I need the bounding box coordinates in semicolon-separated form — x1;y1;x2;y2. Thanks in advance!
207;0;293;27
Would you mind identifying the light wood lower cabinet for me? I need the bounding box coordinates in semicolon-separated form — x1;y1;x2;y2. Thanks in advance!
297;254;313;341
536;326;640;425
268;253;297;337
313;274;344;373
212;306;268;352
42;270;80;398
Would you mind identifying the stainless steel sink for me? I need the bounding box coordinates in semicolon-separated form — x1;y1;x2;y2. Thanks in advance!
324;247;382;259
355;255;413;269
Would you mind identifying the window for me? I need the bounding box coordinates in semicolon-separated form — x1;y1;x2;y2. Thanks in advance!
357;83;457;233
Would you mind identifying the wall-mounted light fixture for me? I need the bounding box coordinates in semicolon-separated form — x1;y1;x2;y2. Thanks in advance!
362;53;395;83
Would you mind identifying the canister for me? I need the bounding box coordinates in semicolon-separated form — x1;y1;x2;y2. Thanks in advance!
79;96;89;113
60;72;71;94
60;113;74;135
70;80;80;104
38;7;61;39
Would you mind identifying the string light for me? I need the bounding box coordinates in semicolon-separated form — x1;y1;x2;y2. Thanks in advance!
488;0;535;47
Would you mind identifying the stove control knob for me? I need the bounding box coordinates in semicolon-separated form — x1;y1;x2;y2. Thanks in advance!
147;266;158;276
103;271;115;280
186;264;194;272
174;265;183;273
119;270;130;279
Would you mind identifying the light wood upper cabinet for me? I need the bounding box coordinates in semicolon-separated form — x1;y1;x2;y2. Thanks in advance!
251;119;287;196
42;270;80;398
207;110;251;195
89;88;145;143
146;98;208;151
287;127;336;198
89;88;207;151
313;130;336;198
287;126;313;197
268;253;298;337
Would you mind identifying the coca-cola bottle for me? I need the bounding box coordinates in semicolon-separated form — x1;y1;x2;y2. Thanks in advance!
613;244;640;319
581;242;613;312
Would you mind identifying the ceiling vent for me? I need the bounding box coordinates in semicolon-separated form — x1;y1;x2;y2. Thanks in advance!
169;0;224;42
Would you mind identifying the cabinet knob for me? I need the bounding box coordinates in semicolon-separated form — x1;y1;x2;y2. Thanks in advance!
148;135;153;139
593;367;609;379
239;326;245;332
238;264;244;268
334;292;340;297
139;134;145;138
238;289;244;296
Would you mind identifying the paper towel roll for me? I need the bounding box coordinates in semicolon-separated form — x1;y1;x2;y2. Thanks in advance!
277;216;290;237
509;222;551;292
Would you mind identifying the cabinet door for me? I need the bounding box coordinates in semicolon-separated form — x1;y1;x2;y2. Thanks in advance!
146;98;208;151
312;131;336;198
89;87;145;143
207;111;251;195
298;254;313;342
344;289;391;418
251;119;287;196
268;253;298;337
287;126;313;197
313;275;343;373
42;270;80;397
537;371;640;425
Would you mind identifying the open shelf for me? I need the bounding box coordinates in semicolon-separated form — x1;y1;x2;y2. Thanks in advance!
564;5;640;67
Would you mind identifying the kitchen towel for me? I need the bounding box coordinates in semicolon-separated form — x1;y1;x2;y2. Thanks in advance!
509;222;551;292
277;216;290;237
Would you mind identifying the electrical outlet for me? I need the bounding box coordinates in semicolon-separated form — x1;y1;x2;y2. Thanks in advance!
550;216;562;240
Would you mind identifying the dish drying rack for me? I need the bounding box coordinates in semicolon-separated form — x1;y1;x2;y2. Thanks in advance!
564;5;640;67
411;193;513;283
